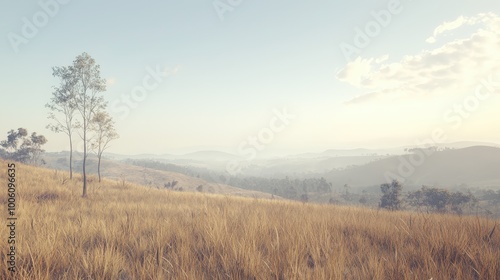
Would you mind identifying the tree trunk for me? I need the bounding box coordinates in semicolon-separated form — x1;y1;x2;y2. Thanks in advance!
82;127;87;197
82;155;87;197
97;154;102;182
69;135;73;179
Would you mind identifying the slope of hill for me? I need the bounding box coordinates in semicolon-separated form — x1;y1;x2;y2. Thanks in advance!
42;153;277;199
0;160;498;279
326;146;500;189
99;159;278;198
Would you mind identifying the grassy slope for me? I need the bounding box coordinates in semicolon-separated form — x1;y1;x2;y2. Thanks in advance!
0;160;499;279
43;154;278;199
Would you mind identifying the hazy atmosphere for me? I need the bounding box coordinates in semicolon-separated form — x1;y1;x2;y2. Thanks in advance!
1;1;500;279
2;1;500;156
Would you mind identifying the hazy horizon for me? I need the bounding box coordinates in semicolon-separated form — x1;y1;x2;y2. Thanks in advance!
2;1;499;156
44;140;500;159
3;2;500;277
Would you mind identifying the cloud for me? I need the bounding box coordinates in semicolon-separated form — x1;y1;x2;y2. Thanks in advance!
337;13;500;104
336;57;375;88
426;13;499;44
426;16;468;43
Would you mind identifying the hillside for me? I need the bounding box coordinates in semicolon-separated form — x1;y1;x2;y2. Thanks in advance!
237;155;386;176
0;160;499;279
326;146;500;189
42;152;277;199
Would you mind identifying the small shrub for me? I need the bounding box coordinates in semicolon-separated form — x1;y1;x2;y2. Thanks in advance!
37;192;59;202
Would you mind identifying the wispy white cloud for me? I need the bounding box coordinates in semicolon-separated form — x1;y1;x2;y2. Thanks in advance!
426;12;499;43
336;13;500;104
426;15;468;43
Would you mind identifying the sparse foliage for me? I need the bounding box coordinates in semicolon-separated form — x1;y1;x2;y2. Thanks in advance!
359;196;367;204
90;111;118;182
164;180;179;189
407;186;476;214
53;52;107;197
449;191;475;214
0;128;47;165
342;183;352;201
379;180;403;211
46;67;78;179
0;128;27;153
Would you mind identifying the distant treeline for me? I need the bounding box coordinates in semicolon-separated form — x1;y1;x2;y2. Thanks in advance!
126;159;333;199
126;159;202;177
125;159;500;215
222;176;332;199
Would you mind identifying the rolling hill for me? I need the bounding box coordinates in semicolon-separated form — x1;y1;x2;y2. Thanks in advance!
325;146;500;189
42;152;278;199
0;159;498;279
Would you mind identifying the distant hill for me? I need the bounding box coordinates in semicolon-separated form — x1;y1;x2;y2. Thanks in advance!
239;155;387;176
407;141;500;150
43;144;500;190
178;150;239;161
3;159;498;279
291;148;386;159
322;148;375;157
102;150;239;161
325;146;500;189
42;152;278;199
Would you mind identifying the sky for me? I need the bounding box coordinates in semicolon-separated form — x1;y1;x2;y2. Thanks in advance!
1;0;500;156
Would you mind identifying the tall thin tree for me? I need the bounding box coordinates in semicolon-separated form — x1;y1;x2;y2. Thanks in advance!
91;111;118;182
46;67;77;179
67;53;107;197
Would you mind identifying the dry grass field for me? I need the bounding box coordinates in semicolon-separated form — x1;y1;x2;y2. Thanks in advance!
0;160;499;279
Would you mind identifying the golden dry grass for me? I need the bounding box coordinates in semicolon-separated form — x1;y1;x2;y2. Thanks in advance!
0;160;499;279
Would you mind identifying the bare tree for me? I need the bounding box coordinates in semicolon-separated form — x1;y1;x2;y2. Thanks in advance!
46;67;77;179
64;53;107;197
91;111;118;182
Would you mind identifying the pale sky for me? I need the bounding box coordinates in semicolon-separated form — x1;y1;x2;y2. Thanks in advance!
1;1;499;156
